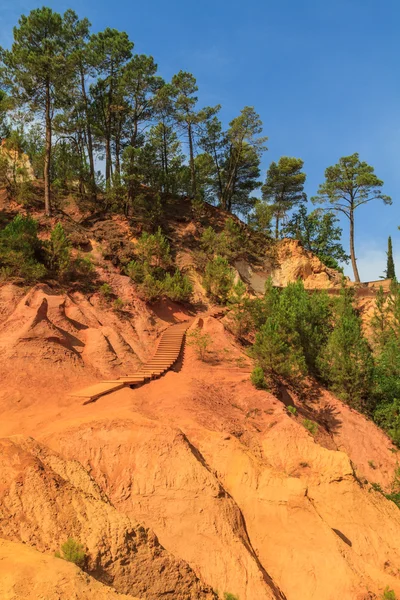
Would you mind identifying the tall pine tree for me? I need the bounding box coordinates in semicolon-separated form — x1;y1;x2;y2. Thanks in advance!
385;236;396;280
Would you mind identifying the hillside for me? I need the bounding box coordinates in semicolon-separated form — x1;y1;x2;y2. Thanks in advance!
0;189;399;600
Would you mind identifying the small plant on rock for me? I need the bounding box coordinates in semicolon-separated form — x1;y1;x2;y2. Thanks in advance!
224;594;240;600
382;586;396;600
113;297;124;312
303;419;318;436
55;537;86;568
187;328;212;361
250;366;267;390
287;405;297;416
99;282;113;301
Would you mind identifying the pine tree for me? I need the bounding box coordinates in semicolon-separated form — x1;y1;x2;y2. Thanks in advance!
312;154;391;283
385;236;396;280
262;157;306;239
0;8;74;215
284;204;349;270
318;284;374;409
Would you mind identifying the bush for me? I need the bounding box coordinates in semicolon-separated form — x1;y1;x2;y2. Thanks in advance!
113;297;124;312
303;419;318;436
55;538;86;567
126;259;146;284
251;280;331;387
224;594;240;600
135;227;171;268
318;284;374;409
99;282;113;301
141;272;165;302
382;587;396;600
203;255;234;304
287;405;297;415
187;328;212;360
163;269;193;302
46;222;71;278
0;214;47;282
250;366;267;390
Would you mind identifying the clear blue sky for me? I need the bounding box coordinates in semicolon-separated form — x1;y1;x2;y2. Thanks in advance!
1;0;400;280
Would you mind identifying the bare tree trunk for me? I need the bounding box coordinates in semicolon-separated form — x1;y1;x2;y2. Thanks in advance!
275;215;279;240
80;68;96;201
350;209;361;282
188;121;196;196
44;81;52;217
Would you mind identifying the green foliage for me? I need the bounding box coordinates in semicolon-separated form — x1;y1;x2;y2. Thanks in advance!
312;153;391;282
262;156;306;239
187;328;212;360
371;282;400;444
247;199;273;236
203;255;234;304
382;586;396;600
126;229;191;302
250;366;267;390
284;204;349;270
163;269;193;302
113;297;124;312
385;236;396;280
287;405;297;415
46;222;71;277
228;279;251;337
99;282;113;300
303;419;318;436
318;284;374;409
56;538;86;567
0;214;46;281
126;260;146;284
224;594;239;600
135;227;171;268
252;280;332;385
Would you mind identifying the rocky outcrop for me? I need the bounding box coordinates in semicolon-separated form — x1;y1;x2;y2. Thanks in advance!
0;437;215;600
0;539;139;600
235;238;345;293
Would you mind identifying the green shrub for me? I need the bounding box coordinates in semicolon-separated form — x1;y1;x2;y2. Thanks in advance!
163;269;193;302
303;419;318;436
287;405;297;415
73;254;94;277
203;255;234;304
0;214;47;282
113;297;124;312
46;222;71;277
224;594;240;600
251;280;331;387
187;328;212;360
99;282;113;300
135;227;171;268
141;272;165;302
126;259;146;284
250;366;267;390
318;284;374;409
55;538;86;567
382;586;396;600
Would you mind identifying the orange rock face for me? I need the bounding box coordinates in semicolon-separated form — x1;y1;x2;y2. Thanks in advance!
1;284;400;600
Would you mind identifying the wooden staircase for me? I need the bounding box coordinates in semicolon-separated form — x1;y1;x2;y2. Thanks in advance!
71;320;193;404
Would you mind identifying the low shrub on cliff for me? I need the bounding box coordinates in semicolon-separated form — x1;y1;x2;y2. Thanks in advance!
55;538;86;567
0;214;46;282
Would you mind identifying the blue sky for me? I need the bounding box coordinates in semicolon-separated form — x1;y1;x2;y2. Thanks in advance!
1;0;399;280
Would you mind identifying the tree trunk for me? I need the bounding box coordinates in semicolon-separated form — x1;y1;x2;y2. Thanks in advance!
80;68;96;201
349;209;361;282
188;121;196;196
44;81;52;216
105;136;112;190
275;215;279;240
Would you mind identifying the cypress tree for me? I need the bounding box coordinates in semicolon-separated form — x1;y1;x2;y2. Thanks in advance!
386;236;396;280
